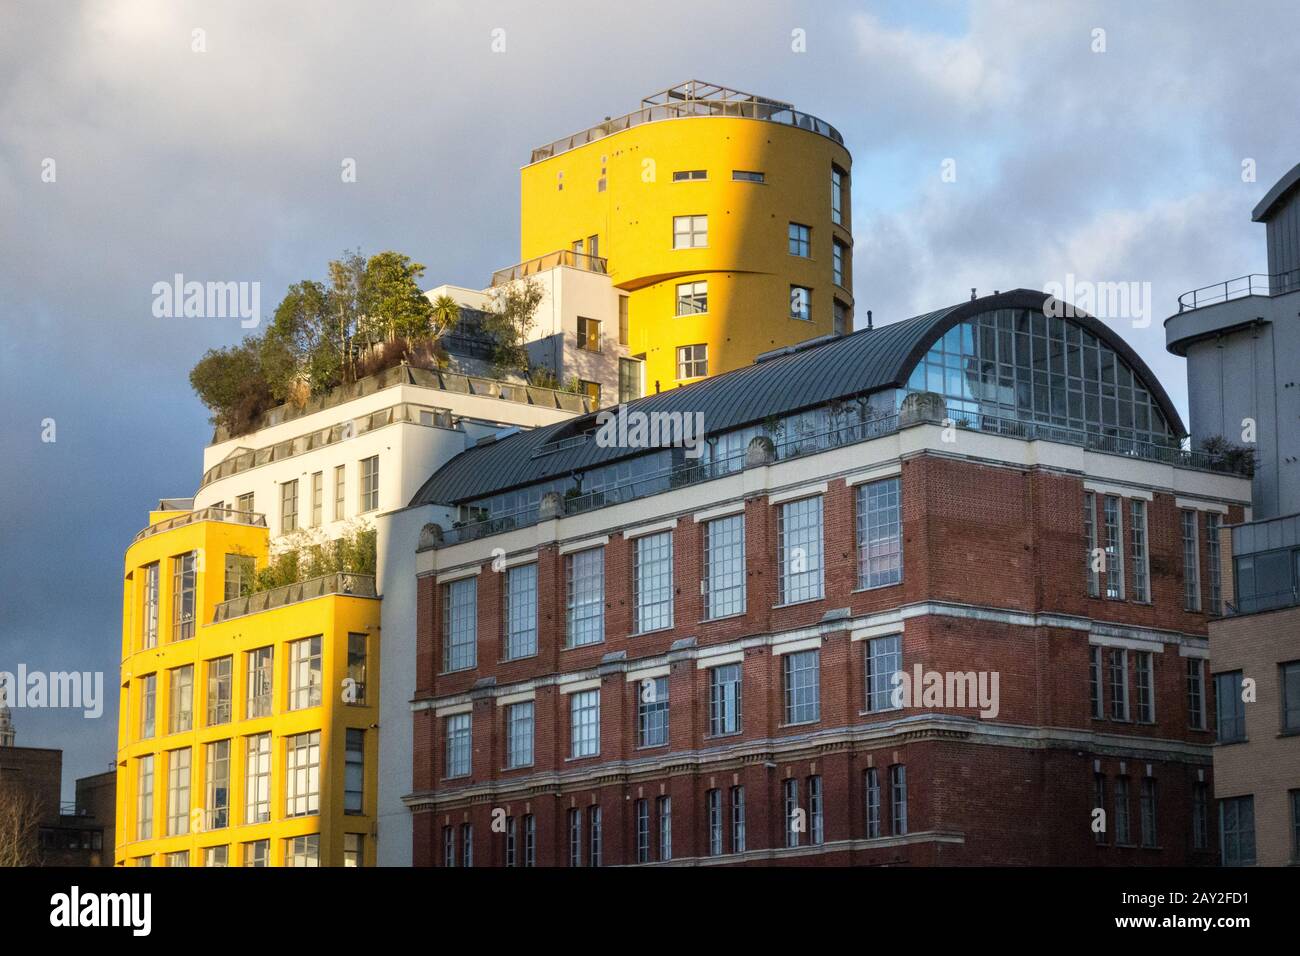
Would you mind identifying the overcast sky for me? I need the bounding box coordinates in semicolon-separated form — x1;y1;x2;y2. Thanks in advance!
2;0;1298;795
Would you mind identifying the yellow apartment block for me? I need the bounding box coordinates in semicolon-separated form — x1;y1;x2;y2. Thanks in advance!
520;81;854;391
116;506;379;866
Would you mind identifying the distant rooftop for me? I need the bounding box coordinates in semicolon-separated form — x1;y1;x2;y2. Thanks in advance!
528;79;844;164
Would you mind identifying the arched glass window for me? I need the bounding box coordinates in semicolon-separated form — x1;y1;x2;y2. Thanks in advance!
904;308;1176;446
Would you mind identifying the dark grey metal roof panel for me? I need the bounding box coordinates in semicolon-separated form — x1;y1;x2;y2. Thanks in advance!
409;289;1185;507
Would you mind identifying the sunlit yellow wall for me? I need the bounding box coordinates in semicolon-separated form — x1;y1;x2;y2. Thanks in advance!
116;514;380;866
520;115;853;389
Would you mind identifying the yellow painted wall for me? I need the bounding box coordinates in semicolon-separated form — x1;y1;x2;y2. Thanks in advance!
520;115;853;390
116;514;380;866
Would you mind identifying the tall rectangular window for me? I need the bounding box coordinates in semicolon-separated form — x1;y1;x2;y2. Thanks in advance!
524;814;536;867
1290;790;1300;862
831;165;845;225
1129;499;1149;602
285;731;320;817
576;316;600;352
587;806;602;867
833;240;847;287
857;478;902;589
1089;646;1104;719
675;344;708;379
1084;491;1100;598
808;775;824;845
142;563;159;649
864;768;881;838
504;564;538;660
833;299;849;336
865;634;902;712
730;786;746;853
334;465;346;520
1219;795;1255;866
1281;661;1300;733
708;663;742;736
635;799;650;863
633;532;674;633
778;496;824;604
359;455;379;513
675;280;707;315
707;789;723;856
789;285;812;321
245;733;271;824
236;491;254;515
205;739;230;830
783;649;820;724
166;748;191;836
442;826;454;867
311;471;323;526
223;553;253;602
1215;670;1246;742
1114;776;1131;844
1206;512;1222;614
704;514;745;619
346;633;367;705
246;646;272;719
618;295;629;346
890;765;908;835
788;222;811;257
1103;496;1124;599
442;577;478;671
1094;773;1107;844
140;673;156;739
445;713;471;778
570;690;600;758
1186;658;1207;729
1181;510;1201;611
784;778;800;847
565;547;604;648
136;756;153;840
618;357;640;403
344;728;364;814
1192;781;1209;850
567;808;582;867
243;839;268;867
172;551;196;640
672;214;707;249
288;635;322;711
657;796;672;861
344;833;362;867
506;701;534;769
1135;651;1155;723
637;677;669;748
1139;778;1158;847
281;479;299;533
1109;648;1129;720
205;846;229;867
286;834;319;868
168;664;193;734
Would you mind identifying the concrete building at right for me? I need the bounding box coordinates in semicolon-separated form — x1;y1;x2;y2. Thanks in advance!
1166;162;1300;866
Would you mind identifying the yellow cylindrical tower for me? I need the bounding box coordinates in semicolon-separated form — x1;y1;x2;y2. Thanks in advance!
520;81;853;392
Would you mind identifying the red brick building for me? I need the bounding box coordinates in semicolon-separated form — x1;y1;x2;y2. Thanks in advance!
399;290;1252;865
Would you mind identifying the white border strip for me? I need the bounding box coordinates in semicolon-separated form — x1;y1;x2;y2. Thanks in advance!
504;551;539;569
436;565;482;584
1089;633;1165;653
434;701;472;717
851;622;905;642
771;636;822;656
559;677;602;695
846;464;902;487
696;650;744;669
694;501;746;523
560;535;610;555
625;665;671;683
769;482;827;505
1175;497;1229;514
1084;481;1152;501
496;690;536;707
625;518;678;540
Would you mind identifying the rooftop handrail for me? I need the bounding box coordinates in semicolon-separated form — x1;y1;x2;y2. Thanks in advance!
132;507;267;544
1225;586;1300;616
491;249;609;286
212;572;377;623
1176;266;1300;312
529;99;844;164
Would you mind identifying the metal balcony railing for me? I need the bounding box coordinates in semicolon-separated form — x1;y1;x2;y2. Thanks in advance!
1176;266;1300;312
1226;587;1300;616
212;572;377;623
491;249;609;286
133;507;267;544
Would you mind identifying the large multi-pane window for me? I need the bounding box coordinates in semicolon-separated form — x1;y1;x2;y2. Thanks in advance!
246;646;272;719
139;673;156;739
1084;492;1100;598
1130;499;1149;602
633;532;674;633
1103;496;1124;599
1187;658;1207;729
831;165;845;225
142;563;159;648
808;775;824;845
787;222;811;257
1139;778;1158;848
223;553;253;602
205;846;228;867
783;778;800;847
445;713;471;778
905;310;1178;446
359;456;379;512
1109;648;1129;721
166;748;190;836
347;633;367;705
833;240;847;287
778;496;824;604
856;478;902;589
344;729;365;814
136;756;154;840
565;548;604;647
243;839;269;867
704;514;745;618
286;834;319;868
280;479;299;533
890;765;908;835
635;799;650;863
442;577;477;671
676;344;708;379
637;677;669;748
657;796;672;861
675;280;707;315
245;733;271;824
570;690;600;758
285;731;321;817
708;663;742;736
504;564;538;660
731;786;746;853
1114;776;1132;844
1283;662;1300;733
672;214;707;248
288;636;322;711
205;739;230;829
168;665;193;734
865;634;902;712
1205;512;1223;614
864;768;881;838
506;701;534;768
1182;510;1201;611
1220;795;1255;866
334;465;346;520
707;789;723;856
1193;781;1209;850
783;649;820;724
1089;646;1104;719
1135;651;1155;723
311;471;323;526
1215;670;1246;742
172;552;196;641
